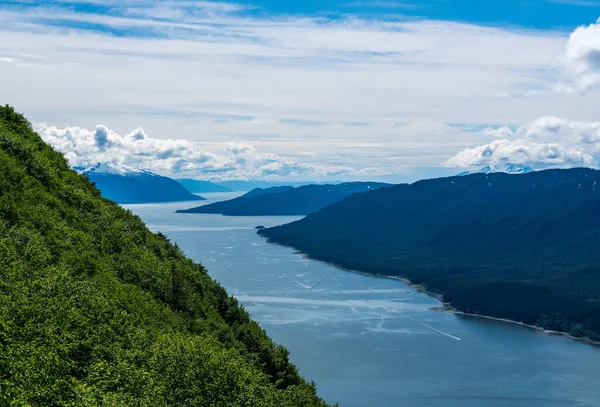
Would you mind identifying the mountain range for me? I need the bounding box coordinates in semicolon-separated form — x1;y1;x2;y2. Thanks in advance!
457;163;534;176
259;168;600;342
82;163;205;204
176;182;392;216
176;178;233;193
216;180;321;191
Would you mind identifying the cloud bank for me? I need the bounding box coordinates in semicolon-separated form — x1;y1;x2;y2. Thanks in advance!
448;117;600;168
35;123;366;179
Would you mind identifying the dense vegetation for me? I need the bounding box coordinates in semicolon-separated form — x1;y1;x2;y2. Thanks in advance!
0;106;331;406
176;179;233;193
177;182;391;216
260;169;600;342
86;169;205;204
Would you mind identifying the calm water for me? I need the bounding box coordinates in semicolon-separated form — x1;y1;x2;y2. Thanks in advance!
126;193;600;407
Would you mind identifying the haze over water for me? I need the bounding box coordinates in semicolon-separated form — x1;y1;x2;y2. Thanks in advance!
126;193;600;407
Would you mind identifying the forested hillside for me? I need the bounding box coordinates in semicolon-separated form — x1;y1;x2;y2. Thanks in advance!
177;182;391;216
0;106;331;406
260;169;600;342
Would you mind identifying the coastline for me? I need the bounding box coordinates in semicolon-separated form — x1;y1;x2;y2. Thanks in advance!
262;237;600;348
445;309;600;347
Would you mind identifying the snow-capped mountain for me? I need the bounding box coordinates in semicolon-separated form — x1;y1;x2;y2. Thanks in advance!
479;164;534;175
80;162;204;204
81;162;155;177
457;163;534;176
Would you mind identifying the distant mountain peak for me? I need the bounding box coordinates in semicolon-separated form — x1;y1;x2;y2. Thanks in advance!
480;163;534;175
82;162;155;177
458;163;534;176
80;162;204;204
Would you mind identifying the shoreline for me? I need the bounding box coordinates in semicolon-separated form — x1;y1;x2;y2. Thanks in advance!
444;309;600;347
262;237;600;348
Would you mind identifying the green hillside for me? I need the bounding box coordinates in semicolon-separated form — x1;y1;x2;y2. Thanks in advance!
0;106;331;406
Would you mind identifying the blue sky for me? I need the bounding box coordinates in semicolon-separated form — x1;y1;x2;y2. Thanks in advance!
4;0;600;29
3;0;600;31
249;0;599;29
1;0;600;181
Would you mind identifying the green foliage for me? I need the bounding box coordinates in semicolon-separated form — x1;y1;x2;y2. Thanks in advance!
0;105;331;406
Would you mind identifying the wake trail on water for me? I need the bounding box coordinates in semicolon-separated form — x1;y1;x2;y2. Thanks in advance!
398;313;462;341
244;277;330;291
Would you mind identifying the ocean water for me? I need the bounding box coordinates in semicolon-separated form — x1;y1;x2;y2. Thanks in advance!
126;193;600;407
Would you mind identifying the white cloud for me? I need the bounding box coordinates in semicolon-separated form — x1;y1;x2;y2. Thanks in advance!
447;117;600;168
34;123;371;179
447;139;595;168
559;18;600;92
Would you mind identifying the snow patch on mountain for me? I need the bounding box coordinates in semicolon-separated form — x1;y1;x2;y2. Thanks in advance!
81;162;156;177
457;163;534;176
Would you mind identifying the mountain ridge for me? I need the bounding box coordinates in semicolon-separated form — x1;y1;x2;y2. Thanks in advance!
457;163;534;176
81;162;156;177
177;182;393;216
82;162;206;204
176;178;233;193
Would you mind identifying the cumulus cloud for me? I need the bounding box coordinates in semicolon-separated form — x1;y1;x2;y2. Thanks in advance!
35;124;228;173
447;117;600;168
34;123;364;179
447;139;595;168
560;18;600;92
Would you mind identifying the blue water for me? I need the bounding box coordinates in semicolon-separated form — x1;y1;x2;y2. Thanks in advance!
126;193;600;407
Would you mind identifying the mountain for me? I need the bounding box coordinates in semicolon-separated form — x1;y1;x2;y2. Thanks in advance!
176;178;233;193
177;182;393;216
82;163;206;204
457;163;534;176
479;163;534;174
259;169;600;342
241;185;295;198
216;180;317;191
0;106;330;406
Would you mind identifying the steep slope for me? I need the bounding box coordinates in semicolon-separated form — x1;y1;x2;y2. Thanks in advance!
83;163;205;204
0;106;331;406
176;179;233;193
177;182;392;216
260;169;600;341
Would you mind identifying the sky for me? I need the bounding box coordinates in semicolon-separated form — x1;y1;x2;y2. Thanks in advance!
1;0;600;182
